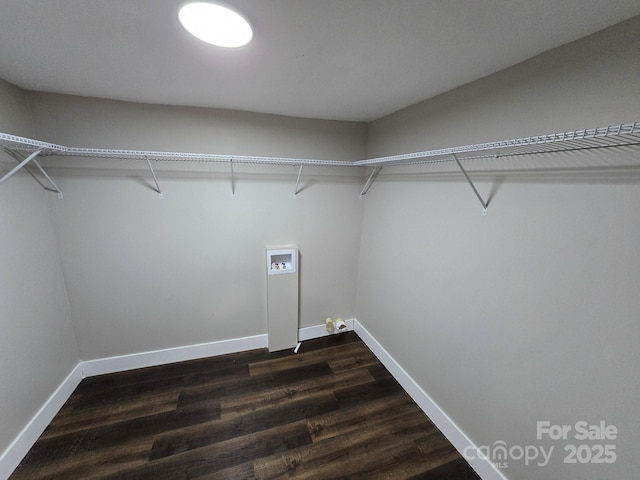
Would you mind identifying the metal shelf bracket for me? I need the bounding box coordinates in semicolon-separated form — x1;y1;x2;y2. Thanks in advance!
452;153;488;215
32;157;64;198
144;156;163;198
230;159;236;198
0;150;42;185
1;149;63;198
293;164;303;197
360;166;383;197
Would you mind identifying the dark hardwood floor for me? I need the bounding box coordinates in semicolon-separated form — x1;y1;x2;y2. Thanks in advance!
10;332;481;479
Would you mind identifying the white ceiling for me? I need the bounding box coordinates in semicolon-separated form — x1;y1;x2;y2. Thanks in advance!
0;1;638;122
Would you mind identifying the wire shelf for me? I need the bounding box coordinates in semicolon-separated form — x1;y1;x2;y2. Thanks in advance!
3;121;639;209
0;132;67;154
59;147;356;167
2;122;639;168
359;122;640;166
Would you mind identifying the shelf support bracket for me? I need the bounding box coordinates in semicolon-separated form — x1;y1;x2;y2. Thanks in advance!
1;149;44;184
144;156;163;198
1;149;42;185
2;149;63;197
293;164;304;197
230;159;236;198
31;157;64;198
452;154;488;215
360;166;382;197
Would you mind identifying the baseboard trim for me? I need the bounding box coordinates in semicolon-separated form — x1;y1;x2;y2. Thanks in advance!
298;318;354;341
80;334;268;377
0;364;84;480
79;320;357;377
353;319;507;480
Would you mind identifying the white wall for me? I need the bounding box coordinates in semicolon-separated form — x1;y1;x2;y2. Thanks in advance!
27;93;365;160
28;94;367;359
0;80;78;455
0;80;33;136
358;16;640;479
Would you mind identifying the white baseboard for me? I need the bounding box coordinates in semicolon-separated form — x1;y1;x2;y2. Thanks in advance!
298;318;354;341
353;319;507;480
80;320;357;378
0;364;84;480
80;334;268;377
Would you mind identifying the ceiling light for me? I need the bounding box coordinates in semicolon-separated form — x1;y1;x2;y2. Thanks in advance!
178;2;253;48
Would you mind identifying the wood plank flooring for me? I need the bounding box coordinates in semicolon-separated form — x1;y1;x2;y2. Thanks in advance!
10;332;481;479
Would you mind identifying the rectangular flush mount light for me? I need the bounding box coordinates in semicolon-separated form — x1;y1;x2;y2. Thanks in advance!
178;2;253;48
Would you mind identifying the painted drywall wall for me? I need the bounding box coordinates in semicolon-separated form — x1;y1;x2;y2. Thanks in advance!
0;80;78;456
0;79;33;137
27;93;365;160
358;17;640;480
27;94;366;359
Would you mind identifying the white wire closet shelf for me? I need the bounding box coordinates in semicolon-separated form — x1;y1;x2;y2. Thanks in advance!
1;121;639;166
361;122;640;166
2;121;639;208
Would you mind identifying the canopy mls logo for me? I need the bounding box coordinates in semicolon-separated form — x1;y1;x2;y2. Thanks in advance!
464;420;618;470
463;441;553;469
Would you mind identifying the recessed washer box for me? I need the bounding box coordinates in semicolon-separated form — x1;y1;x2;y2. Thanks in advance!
267;248;297;275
